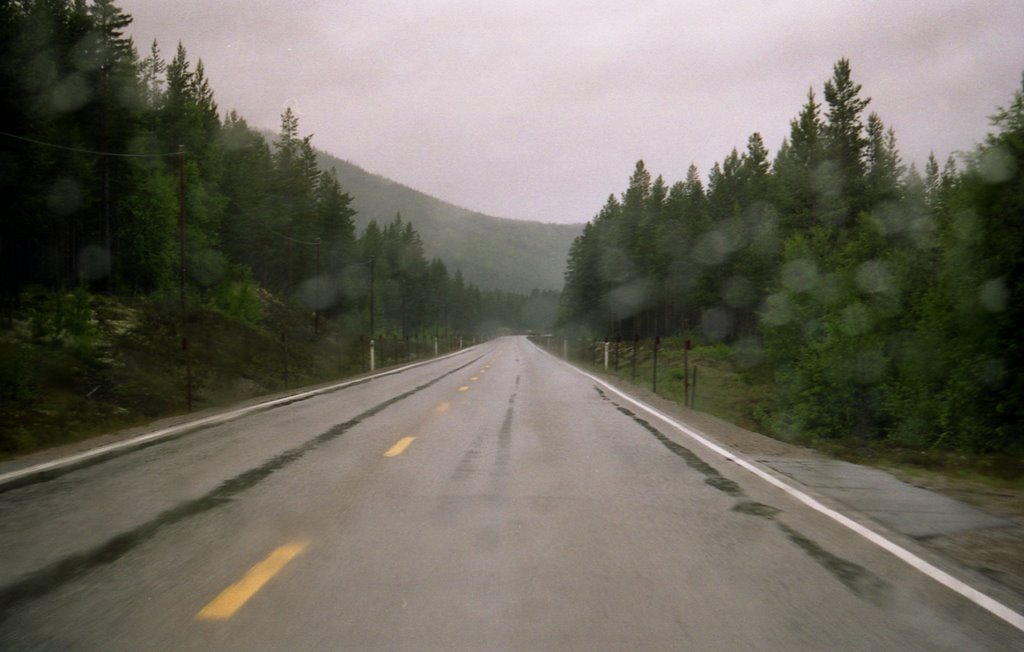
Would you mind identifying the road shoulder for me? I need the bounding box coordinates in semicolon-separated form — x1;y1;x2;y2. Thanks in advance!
592;370;1024;605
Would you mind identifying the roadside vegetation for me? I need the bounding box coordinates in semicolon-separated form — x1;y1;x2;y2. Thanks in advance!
0;1;558;457
551;336;1023;485
559;60;1024;472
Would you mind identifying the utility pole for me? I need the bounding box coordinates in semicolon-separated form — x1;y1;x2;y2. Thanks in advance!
178;145;191;412
652;336;660;393
314;237;321;335
369;257;375;338
683;339;692;407
178;145;185;313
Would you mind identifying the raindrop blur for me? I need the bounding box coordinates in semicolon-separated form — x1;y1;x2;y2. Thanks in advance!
607;280;651;319
0;151;18;188
46;178;81;215
70;32;105;72
978;358;1006;387
761;293;794;327
976;145;1016;184
811;160;841;200
77;245;111;282
732;335;765;369
847;348;887;385
952;209;979;242
839;302;873;336
855;260;894;294
978;277;1008;312
189;248;227;287
700;307;734;342
49;73;91;113
781;259;818;293
692;230;732;267
723;276;756;308
297;275;340;311
23;52;57;94
872;202;904;236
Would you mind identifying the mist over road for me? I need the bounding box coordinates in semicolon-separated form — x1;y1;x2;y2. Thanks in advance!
0;337;1019;650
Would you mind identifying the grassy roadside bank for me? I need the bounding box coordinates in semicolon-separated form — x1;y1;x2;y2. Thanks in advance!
0;288;445;459
546;335;1023;489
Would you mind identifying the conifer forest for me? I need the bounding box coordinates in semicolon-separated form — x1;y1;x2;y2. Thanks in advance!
560;59;1024;456
2;1;1023;459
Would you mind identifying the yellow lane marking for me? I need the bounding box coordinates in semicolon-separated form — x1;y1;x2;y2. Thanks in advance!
196;540;310;621
458;386;470;392
436;402;450;413
470;376;479;381
384;436;416;457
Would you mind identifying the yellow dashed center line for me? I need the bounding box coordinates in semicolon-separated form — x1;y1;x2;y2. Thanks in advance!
436;402;450;413
196;540;310;621
458;386;470;392
384;436;416;457
470;376;479;381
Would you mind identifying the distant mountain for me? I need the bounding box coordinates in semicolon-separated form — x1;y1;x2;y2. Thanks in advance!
310;149;583;293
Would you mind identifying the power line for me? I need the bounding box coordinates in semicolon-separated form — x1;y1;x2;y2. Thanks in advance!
0;129;180;158
3;127;350;255
267;228;320;246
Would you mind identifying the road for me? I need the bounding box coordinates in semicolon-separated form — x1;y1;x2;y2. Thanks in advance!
0;336;1020;650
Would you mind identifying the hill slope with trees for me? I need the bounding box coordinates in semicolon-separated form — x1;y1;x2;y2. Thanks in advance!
311;148;583;293
560;59;1024;458
0;0;560;455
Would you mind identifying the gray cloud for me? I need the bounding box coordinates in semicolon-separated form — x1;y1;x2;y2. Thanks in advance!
120;0;1024;223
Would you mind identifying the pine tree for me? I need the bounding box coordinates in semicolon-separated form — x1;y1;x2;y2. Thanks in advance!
138;40;165;111
865;113;903;206
773;88;824;234
822;58;871;225
219;110;274;285
739;132;771;204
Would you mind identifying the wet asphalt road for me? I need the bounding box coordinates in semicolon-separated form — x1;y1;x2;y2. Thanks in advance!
0;336;1020;650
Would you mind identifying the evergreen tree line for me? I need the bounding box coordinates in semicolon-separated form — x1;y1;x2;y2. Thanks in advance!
0;0;539;339
560;59;1024;455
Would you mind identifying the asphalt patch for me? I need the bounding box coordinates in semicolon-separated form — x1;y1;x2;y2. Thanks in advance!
594;385;894;605
779;523;893;606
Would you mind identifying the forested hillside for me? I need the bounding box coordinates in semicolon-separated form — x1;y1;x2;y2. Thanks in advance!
0;0;559;454
560;59;1024;456
310;148;582;293
0;0;559;333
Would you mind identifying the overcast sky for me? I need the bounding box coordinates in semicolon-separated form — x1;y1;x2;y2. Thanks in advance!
119;0;1023;224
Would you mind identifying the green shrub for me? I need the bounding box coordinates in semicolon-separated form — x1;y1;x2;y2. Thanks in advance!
29;286;97;349
0;345;36;402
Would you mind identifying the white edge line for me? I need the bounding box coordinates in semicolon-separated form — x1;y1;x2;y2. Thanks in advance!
548;348;1024;633
0;347;476;488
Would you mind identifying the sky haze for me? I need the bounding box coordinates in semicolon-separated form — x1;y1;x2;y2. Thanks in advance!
120;0;1024;224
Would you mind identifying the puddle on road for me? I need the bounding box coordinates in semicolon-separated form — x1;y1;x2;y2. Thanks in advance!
594;386;893;605
0;355;485;622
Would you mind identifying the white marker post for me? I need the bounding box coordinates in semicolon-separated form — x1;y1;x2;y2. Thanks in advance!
369;339;376;372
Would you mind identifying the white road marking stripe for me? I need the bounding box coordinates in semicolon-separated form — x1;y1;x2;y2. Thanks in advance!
550;348;1024;634
0;347;477;489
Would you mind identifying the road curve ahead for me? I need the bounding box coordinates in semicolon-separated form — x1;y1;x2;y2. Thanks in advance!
0;336;1020;650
